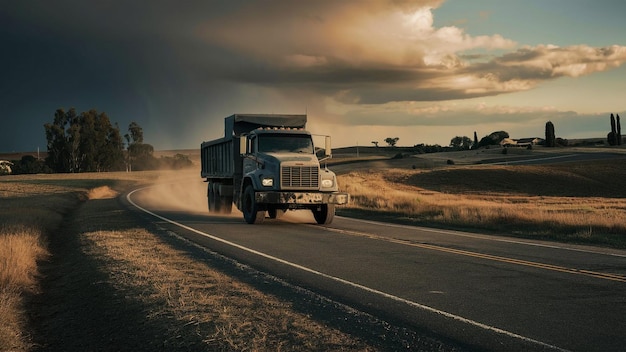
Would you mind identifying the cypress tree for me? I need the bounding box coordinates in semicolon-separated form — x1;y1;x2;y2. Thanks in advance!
617;114;622;146
608;113;618;146
545;121;555;147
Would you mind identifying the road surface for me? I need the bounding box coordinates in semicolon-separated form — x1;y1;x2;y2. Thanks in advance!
126;180;626;352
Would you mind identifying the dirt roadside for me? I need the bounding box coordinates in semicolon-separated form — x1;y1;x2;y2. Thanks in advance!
26;186;462;351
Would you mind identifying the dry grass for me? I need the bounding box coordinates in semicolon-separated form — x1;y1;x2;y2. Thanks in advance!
0;228;48;352
0;182;75;351
338;159;626;247
79;225;372;350
0;201;61;351
0;171;163;351
1;171;380;351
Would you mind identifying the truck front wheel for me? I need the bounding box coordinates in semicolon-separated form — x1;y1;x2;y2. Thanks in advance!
242;185;265;224
312;204;335;225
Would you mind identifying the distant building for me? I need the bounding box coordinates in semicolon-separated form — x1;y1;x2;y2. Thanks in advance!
517;137;544;146
500;137;544;147
0;160;13;175
500;138;518;147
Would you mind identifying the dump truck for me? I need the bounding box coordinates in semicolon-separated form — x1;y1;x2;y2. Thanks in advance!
200;114;349;224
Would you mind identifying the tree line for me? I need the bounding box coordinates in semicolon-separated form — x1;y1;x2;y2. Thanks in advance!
44;108;127;172
7;108;192;175
8;110;625;175
448;113;624;151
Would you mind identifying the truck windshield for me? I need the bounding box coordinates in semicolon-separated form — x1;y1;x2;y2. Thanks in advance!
258;134;314;154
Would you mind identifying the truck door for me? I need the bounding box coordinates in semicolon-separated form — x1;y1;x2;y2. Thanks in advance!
243;135;257;175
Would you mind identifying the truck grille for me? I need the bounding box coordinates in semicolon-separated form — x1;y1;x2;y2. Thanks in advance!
281;166;319;189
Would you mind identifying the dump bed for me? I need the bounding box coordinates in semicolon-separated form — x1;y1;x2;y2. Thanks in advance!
225;114;307;138
201;114;307;179
200;138;237;178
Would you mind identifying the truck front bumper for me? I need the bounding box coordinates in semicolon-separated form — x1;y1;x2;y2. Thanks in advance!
255;191;350;205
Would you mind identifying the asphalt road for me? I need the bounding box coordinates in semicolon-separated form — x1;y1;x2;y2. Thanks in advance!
484;151;626;165
127;182;626;352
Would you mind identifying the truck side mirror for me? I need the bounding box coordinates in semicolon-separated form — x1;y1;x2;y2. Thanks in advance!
325;136;332;157
239;136;247;155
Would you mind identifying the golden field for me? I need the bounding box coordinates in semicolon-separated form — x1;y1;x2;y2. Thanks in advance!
337;156;626;248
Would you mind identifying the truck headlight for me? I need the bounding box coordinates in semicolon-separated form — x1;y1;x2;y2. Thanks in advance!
261;178;274;187
321;179;334;188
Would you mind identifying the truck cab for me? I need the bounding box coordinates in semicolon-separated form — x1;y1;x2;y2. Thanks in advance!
239;127;347;224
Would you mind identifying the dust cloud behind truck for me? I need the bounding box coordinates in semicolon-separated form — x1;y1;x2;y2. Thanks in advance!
200;114;349;224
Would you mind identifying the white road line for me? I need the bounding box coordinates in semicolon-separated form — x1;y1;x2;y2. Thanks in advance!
489;154;578;165
127;186;568;352
335;216;626;258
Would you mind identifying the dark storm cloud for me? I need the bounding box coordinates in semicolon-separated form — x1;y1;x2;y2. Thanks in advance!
2;0;626;151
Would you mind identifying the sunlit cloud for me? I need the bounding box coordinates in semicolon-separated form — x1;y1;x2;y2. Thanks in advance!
197;1;626;107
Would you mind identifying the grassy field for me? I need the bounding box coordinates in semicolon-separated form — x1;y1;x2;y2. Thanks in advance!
337;156;626;248
2;148;626;350
0;172;163;351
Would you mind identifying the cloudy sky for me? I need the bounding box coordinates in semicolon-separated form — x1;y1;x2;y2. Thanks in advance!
2;0;626;152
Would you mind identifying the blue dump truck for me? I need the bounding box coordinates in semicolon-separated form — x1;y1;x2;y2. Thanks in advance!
200;114;349;224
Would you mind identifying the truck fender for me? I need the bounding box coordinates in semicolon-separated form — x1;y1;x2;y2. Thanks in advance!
241;173;263;190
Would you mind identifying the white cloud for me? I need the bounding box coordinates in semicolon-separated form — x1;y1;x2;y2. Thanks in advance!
197;2;626;106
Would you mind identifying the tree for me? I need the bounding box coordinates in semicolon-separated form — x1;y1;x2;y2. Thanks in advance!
617;114;622;146
608;113;622;146
608;113;618;146
545;121;556;147
384;137;399;147
371;141;379;148
473;131;479;149
126;122;155;171
44;108;125;172
450;136;472;150
11;155;50;174
477;131;509;148
44;109;71;172
65;108;81;172
128;121;144;144
128;143;156;170
78;110;97;171
93;113;125;171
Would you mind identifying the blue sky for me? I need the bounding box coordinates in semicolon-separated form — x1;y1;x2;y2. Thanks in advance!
1;0;625;152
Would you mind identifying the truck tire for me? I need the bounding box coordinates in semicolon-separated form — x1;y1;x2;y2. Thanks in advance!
219;195;233;214
208;186;221;213
268;208;284;219
242;185;265;224
312;204;335;225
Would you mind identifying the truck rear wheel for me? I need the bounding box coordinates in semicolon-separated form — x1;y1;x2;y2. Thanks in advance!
242;185;265;224
208;186;221;213
219;195;233;214
312;204;335;225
